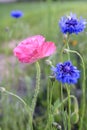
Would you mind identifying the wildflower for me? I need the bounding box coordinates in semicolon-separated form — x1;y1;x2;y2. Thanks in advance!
59;13;86;34
10;10;23;18
14;35;56;64
52;61;80;84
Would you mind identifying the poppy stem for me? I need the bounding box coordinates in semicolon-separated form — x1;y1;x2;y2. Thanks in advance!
31;61;41;125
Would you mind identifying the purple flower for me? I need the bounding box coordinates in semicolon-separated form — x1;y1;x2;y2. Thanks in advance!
52;61;80;84
10;10;23;18
59;13;86;34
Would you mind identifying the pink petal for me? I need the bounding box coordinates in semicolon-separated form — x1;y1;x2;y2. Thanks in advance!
39;41;56;58
13;35;56;64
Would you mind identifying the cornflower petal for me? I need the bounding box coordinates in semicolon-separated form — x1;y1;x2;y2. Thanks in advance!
10;10;23;18
59;13;86;34
52;61;80;84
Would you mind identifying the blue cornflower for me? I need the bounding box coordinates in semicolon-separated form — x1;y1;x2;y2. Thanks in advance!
10;10;23;18
52;61;80;84
59;13;86;34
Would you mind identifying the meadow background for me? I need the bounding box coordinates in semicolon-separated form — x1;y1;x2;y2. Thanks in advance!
0;0;87;130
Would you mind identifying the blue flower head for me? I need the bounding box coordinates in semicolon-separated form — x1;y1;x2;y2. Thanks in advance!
10;10;23;18
52;61;80;84
59;13;86;34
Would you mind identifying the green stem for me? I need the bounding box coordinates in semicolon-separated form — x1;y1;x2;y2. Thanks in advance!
5;90;27;106
45;80;54;130
64;49;86;130
60;34;70;61
31;61;41;122
49;82;54;130
57;95;78;110
45;79;50;130
47;80;50;112
66;85;71;130
60;43;67;61
66;34;70;60
54;94;79;124
60;83;65;129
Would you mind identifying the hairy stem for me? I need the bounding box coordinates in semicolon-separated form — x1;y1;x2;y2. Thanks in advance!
31;61;41;125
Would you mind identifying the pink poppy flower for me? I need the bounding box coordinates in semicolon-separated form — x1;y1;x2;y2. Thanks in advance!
13;35;56;64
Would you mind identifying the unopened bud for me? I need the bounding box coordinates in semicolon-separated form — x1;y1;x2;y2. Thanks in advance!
45;60;53;66
0;87;6;92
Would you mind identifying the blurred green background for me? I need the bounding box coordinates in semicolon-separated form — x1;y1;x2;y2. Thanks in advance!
0;0;87;130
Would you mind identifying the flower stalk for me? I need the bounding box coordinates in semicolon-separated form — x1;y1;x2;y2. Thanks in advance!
45;78;54;130
31;61;41;123
64;49;86;130
66;85;71;130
